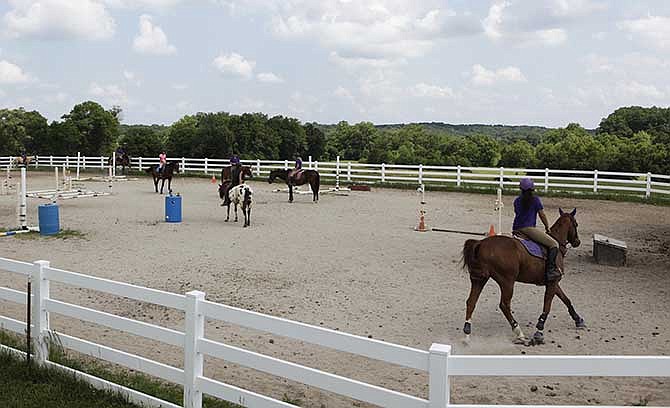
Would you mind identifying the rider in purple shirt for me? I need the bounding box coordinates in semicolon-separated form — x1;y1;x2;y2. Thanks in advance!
512;178;561;282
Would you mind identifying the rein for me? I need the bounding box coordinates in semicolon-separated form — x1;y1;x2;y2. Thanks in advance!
549;219;570;255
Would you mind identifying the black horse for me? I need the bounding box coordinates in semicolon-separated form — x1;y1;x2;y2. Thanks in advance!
108;153;131;175
145;161;180;194
268;168;320;203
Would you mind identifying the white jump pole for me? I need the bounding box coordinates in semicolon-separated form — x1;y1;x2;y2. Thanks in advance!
112;154;116;178
495;188;504;236
76;152;81;180
335;155;340;191
55;167;59;192
19;168;27;230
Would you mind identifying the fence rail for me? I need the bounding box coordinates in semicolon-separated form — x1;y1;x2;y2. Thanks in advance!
1;155;669;199
1;256;669;408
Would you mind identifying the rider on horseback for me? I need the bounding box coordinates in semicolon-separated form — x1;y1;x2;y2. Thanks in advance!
158;151;167;174
288;156;302;185
512;178;562;282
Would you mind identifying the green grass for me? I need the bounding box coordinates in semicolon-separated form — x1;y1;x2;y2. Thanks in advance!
0;330;237;408
0;229;87;240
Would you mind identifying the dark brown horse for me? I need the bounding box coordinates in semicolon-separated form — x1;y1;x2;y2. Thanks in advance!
268;168;320;203
462;208;584;345
218;165;253;206
145;161;180;194
108;153;130;175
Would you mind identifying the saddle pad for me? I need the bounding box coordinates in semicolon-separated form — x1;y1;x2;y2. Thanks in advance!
515;237;546;260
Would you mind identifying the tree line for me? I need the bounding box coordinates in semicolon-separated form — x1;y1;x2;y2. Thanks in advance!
1;102;668;174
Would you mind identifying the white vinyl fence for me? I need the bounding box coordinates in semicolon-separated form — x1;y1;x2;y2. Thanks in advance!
1;155;669;199
1;256;669;408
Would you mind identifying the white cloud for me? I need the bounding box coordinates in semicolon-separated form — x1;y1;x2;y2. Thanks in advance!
89;82;128;105
410;82;454;98
483;0;604;47
0;60;31;84
618;15;670;50
471;64;526;86
616;81;664;99
256;72;284;83
3;0;115;40
333;86;354;100
583;54;613;74
103;0;183;9
123;69;142;86
264;1;481;63
133;15;177;55
213;52;255;79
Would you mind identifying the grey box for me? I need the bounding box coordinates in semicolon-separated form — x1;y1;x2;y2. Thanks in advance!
593;234;627;266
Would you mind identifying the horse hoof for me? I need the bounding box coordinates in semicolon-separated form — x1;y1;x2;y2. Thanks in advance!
532;331;545;344
575;318;586;329
463;322;472;335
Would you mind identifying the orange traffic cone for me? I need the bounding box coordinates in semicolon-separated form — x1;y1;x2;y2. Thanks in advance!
415;209;428;232
488;224;496;236
211;175;216;184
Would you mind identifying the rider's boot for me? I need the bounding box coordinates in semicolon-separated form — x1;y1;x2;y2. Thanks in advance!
545;247;562;283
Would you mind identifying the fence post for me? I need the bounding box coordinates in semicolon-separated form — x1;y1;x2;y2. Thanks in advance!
182;157;186;174
499;167;504;190
35;155;39;168
314;161;318;171
256;159;261;177
646;172;652;199
593;170;598;193
457;165;462;187
49;155;53;167
100;157;104;170
66;155;70;169
284;159;289;170
308;156;312;170
336;156;341;189
139;156;143;171
544;168;549;193
184;290;205;408
204;158;208;175
347;162;351;182
428;343;451;408
381;163;386;183
32;260;51;365
419;164;424;185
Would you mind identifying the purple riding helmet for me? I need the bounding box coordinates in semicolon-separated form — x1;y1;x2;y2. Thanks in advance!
519;177;535;191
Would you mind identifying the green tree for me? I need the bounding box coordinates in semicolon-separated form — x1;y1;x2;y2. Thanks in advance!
61;101;119;155
0;108;49;155
303;123;326;160
500;140;537;168
119;127;165;157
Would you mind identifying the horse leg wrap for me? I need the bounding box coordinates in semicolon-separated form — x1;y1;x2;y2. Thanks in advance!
536;313;547;331
463;321;472;335
513;325;526;341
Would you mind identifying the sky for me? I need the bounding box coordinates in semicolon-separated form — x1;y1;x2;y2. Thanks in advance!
1;0;670;128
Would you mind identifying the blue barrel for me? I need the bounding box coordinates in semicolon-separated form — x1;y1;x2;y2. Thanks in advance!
38;203;60;236
165;194;182;223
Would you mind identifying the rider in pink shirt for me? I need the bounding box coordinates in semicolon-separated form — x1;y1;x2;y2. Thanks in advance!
158;151;167;173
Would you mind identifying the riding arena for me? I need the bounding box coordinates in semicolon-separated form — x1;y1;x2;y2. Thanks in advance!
1;157;669;408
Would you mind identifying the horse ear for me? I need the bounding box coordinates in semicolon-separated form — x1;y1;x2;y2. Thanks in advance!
571;208;577;216
559;208;564;216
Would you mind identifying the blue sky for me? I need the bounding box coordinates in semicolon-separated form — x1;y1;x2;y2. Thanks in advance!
1;0;670;128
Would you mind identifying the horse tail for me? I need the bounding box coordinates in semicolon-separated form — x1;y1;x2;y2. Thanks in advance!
462;239;482;277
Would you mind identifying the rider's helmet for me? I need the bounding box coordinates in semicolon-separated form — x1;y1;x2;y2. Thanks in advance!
519;177;534;191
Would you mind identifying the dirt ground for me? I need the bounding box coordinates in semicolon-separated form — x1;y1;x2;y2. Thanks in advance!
1;170;669;407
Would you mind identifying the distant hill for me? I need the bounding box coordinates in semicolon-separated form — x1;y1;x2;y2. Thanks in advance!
317;122;556;145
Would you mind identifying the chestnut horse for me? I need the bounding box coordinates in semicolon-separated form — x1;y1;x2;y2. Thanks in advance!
145;161;180;194
267;168;320;203
462;208;584;345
